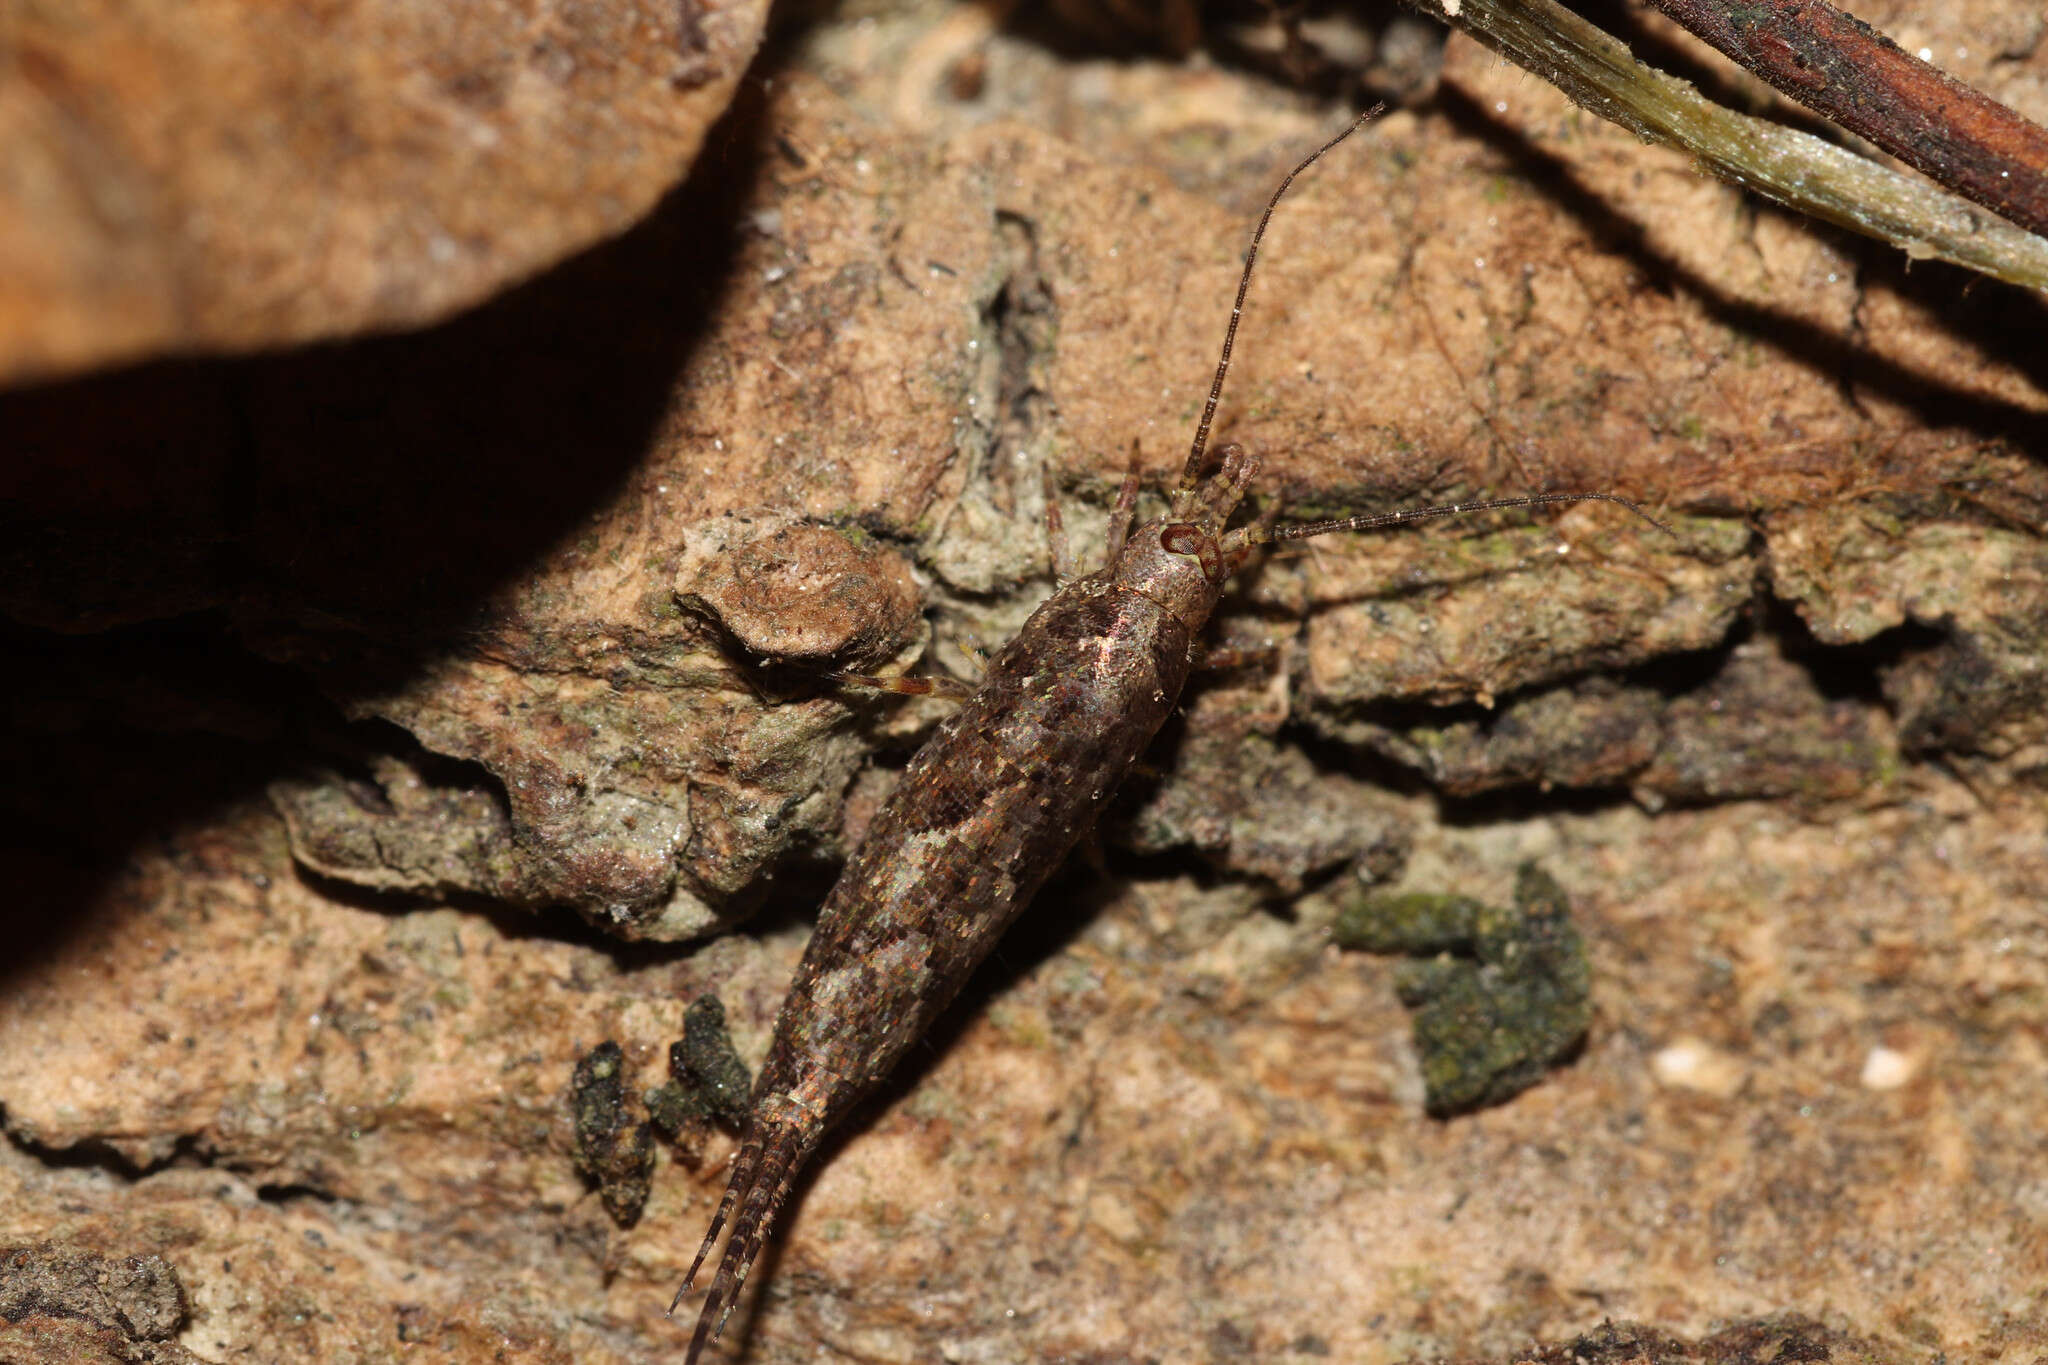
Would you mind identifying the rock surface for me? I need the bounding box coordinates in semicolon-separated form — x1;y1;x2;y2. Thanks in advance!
0;0;770;383
2;790;2043;1361
3;1;2048;1362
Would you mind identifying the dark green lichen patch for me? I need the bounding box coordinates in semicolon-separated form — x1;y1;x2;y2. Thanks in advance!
1333;865;1590;1115
568;1041;656;1227
646;996;754;1163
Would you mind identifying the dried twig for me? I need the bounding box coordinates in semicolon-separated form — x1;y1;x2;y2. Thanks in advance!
1642;0;2048;241
1403;0;2048;290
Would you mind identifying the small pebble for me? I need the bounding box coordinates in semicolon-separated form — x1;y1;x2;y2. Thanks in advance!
1651;1037;1746;1097
1859;1045;1917;1090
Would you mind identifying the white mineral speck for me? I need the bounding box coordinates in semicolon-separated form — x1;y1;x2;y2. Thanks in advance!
1860;1046;1917;1090
1651;1037;1746;1097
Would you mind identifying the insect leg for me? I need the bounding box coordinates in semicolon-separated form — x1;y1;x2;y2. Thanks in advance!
1207;443;1261;510
952;632;991;681
1192;640;1282;672
831;671;977;701
1103;458;1141;565
1042;465;1074;583
1224;495;1281;575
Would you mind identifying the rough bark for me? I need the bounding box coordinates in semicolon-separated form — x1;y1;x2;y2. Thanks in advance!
3;3;2046;1362
0;0;771;383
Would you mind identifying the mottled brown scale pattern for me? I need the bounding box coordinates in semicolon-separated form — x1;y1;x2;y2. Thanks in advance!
671;113;1668;1360
765;580;1196;1075
673;489;1232;1359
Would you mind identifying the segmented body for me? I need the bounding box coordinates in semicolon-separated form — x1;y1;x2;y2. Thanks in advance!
675;455;1256;1360
672;112;1665;1359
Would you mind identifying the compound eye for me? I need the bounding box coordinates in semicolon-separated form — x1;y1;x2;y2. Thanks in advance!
1160;523;1223;582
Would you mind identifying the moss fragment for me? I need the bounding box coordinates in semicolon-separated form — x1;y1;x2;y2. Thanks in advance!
568;1040;656;1227
1333;864;1590;1115
647;995;755;1160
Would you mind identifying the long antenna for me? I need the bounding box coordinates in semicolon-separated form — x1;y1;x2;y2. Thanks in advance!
1179;104;1385;492
1220;490;1676;555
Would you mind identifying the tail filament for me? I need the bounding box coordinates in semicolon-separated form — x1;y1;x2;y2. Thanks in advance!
672;1127;807;1364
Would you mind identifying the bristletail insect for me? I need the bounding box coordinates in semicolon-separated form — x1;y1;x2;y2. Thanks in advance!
670;108;1673;1361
